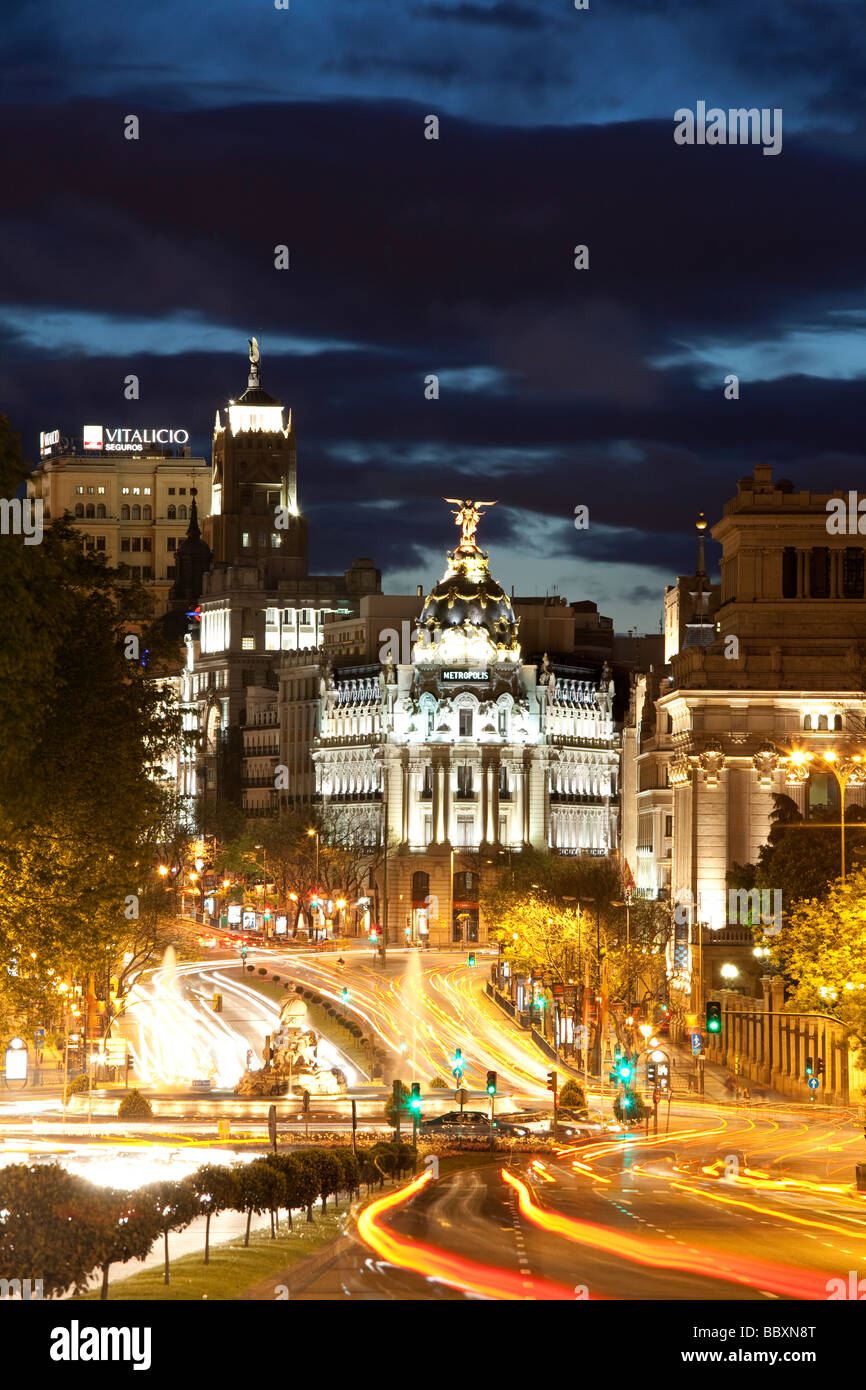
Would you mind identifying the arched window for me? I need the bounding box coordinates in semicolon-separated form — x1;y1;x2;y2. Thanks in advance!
74;504;84;518
167;505;176;520
834;714;843;731
96;504;106;519
453;870;477;901
131;505;140;520
143;505;151;520
121;505;130;520
177;505;187;520
803;714;812;731
85;504;95;518
412;871;429;903
818;715;829;731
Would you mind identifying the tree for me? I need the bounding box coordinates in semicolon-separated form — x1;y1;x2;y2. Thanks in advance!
190;1164;239;1264
141;1180;199;1284
314;1151;344;1214
117;1090;153;1120
0;1164;104;1298
558;1079;586;1111
613;1088;648;1123
0;417;182;1034
89;1187;161;1300
337;1150;361;1201
235;1160;284;1245
292;1152;323;1223
730;793;866;908
769;868;866;1064
384;1082;410;1127
265;1153;305;1230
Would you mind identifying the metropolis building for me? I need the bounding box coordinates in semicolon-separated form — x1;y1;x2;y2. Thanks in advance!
312;502;620;947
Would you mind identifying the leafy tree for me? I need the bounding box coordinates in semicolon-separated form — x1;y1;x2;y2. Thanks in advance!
117;1090;153;1120
558;1079;586;1111
141;1180;199;1283
89;1187;161;1300
290;1152;322;1225
314;1151;344;1214
265;1153;305;1230
769;868;866;1064
384;1082;410;1127
730;793;866;908
337;1150;361;1201
190;1164;239;1263
613;1088;648;1123
235;1160;284;1245
0;1163;104;1298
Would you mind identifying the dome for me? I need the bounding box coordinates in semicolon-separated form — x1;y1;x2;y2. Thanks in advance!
414;501;521;665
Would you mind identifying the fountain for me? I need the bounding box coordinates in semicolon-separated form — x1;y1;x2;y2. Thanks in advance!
234;994;347;1097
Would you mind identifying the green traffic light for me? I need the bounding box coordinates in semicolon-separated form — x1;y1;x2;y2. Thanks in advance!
707;1019;720;1032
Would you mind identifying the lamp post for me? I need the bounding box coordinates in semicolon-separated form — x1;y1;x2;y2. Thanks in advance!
307;828;320;940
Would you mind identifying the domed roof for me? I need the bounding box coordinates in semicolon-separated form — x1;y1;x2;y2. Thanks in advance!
415;500;521;663
420;563;517;644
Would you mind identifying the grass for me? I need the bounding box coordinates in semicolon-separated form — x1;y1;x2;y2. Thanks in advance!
79;1204;351;1301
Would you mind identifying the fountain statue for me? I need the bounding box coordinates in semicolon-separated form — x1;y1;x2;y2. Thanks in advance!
234;994;347;1097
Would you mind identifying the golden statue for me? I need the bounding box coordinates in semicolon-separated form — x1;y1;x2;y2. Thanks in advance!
444;498;497;547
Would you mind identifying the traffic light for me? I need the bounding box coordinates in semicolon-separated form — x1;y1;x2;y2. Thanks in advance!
486;1070;497;1096
468;952;476;967
805;1056;813;1077
212;993;222;1013
393;1078;405;1110
816;1058;825;1078
546;1069;557;1093
706;1001;721;1034
617;1060;633;1083
240;944;248;962
409;1082;422;1113
646;1062;657;1084
453;1048;464;1079
340;986;349;1002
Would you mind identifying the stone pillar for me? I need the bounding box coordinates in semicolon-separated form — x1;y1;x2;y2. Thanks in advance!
492;760;500;844
486;765;495;842
432;760;440;843
514;764;525;846
480;761;488;846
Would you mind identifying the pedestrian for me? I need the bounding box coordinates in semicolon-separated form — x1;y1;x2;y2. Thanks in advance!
742;1086;751;1102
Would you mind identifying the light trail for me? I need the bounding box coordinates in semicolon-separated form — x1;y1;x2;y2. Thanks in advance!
502;1168;832;1299
355;1169;578;1300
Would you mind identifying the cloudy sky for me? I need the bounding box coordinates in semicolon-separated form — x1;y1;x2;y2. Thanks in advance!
2;0;865;630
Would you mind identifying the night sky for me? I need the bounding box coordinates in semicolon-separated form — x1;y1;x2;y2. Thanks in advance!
2;0;865;631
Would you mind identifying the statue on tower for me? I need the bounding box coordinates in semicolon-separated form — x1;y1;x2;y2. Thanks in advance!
248;336;261;389
249;336;260;364
444;498;497;548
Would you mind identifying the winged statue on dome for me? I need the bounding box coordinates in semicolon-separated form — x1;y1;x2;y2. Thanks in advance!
444;498;497;547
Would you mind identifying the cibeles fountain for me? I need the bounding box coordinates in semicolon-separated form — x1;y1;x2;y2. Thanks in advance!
234;994;348;1097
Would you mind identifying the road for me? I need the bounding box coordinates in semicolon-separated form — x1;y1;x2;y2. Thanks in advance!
295;1105;866;1301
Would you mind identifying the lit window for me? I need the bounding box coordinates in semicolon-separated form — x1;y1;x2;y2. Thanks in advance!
459;708;472;737
76;486;84;495
271;533;280;548
133;487;140;495
242;532;251;548
87;486;94;495
122;486;130;495
242;636;255;650
97;485;105;495
144;487;151;495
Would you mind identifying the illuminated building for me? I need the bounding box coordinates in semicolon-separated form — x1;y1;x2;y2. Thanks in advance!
27;434;210;618
622;464;866;1011
312;501;619;947
181;342;381;812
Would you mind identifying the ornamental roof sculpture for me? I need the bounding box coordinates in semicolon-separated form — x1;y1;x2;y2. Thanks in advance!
413;499;521;667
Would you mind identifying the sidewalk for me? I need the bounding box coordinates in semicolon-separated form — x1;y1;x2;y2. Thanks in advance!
668;1039;806;1108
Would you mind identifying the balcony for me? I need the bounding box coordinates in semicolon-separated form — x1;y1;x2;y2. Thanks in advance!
455;789;477;801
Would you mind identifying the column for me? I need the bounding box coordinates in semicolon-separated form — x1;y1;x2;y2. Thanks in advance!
401;761;410;842
431;759;440;843
513;764;523;846
486;765;495;843
491;761;500;844
480;760;488;846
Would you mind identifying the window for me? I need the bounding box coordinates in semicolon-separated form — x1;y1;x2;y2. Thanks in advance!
121;504;130;520
122;487;130;495
143;486;151;495
498;707;507;736
459;708;472;737
133;487;140;496
843;547;864;599
426;709;434;738
834;714;843;731
97;486;105;495
803;714;812;730
143;505;151;520
74;504;84;518
168;506;177;520
456;817;474;848
75;486;84;495
141;567;152;579
665;814;673;837
142;537;151;552
242;532;251;548
818;714;829;731
498;815;507;843
85;504;95;518
457;764;473;795
412;871;429;902
121;537;130;552
179;487;186;495
271;533;280;548
424;816;433;847
301;610;311;625
453;870;477;899
132;537;141;552
96;504;106;519
422;765;433;796
96;537;105;551
167;537;177;552
178;505;187;520
810;547;830;598
242;636;255;650
86;486;94;495
168;487;175;496
131;505;140;520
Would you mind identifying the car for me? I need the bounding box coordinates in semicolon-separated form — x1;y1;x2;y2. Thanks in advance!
420;1110;489;1130
197;934;216;948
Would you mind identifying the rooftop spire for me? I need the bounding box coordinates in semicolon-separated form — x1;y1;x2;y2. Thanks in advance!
248;336;261;392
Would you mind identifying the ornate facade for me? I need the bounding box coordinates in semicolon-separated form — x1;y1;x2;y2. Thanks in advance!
312;502;619;947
